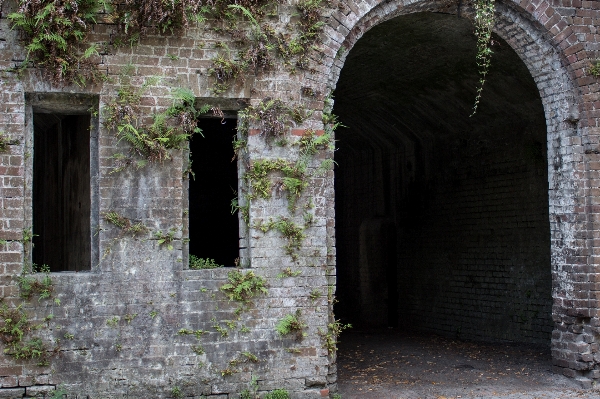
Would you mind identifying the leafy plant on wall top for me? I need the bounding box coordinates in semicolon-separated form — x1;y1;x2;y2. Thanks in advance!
104;0;233;46
8;0;105;86
471;0;496;116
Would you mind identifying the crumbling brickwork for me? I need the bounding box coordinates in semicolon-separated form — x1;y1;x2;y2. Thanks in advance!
0;0;599;396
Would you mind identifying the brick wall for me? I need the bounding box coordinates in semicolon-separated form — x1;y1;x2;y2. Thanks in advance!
0;0;599;395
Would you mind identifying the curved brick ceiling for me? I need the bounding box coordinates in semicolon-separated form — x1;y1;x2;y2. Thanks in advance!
333;11;546;152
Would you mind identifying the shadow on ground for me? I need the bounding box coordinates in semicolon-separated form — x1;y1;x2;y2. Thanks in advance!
336;329;599;398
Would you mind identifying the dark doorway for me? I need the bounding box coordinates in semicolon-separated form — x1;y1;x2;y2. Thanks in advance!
334;12;552;344
188;117;239;266
33;113;92;272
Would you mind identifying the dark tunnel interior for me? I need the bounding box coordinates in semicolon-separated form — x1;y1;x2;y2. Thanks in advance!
333;12;552;344
32;112;92;272
188;117;240;267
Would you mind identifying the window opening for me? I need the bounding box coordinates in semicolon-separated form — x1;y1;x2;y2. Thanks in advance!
187;117;239;267
32;112;92;272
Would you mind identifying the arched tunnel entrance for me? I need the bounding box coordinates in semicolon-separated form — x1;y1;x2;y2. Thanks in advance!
333;10;553;350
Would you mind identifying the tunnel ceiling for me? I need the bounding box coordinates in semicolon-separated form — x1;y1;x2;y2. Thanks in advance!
333;12;546;151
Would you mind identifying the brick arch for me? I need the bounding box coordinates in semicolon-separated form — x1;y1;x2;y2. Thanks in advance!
324;0;582;103
322;0;600;384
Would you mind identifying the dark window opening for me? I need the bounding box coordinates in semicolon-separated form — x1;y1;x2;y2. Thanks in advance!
32;113;92;272
188;117;239;267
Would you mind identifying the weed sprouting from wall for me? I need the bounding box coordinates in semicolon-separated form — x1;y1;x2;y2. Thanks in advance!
171;386;183;399
103;211;149;237
0;264;58;367
205;0;328;91
297;129;333;157
105;0;207;42
209;52;249;94
318;319;352;356
276;309;307;341
244;158;308;210
220;351;260;376
220;270;268;304
0;132;19;152
589;61;600;77
154;229;177;250
253;217;306;260
264;389;291;399
240;98;311;142
18;264;53;300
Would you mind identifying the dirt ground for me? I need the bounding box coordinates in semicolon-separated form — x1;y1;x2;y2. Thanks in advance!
335;329;600;399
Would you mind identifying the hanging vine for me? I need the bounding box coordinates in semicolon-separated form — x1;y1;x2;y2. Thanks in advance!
471;0;496;116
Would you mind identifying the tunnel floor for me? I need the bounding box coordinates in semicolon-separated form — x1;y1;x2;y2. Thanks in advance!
336;329;599;398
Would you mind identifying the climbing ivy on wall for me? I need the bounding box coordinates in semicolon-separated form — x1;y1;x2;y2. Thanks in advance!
103;69;210;171
233;95;337;261
0;265;58;367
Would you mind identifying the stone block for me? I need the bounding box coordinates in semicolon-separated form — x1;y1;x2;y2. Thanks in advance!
24;385;56;398
0;388;24;398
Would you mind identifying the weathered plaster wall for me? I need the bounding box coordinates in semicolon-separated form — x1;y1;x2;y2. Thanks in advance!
0;0;599;396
